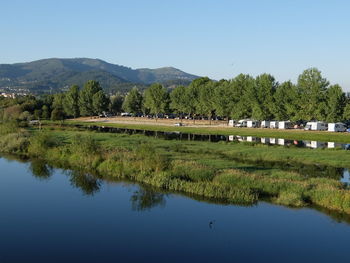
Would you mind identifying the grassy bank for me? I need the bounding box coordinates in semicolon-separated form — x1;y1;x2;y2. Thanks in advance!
64;119;350;143
1;122;350;215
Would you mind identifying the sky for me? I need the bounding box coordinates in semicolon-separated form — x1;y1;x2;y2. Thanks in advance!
1;0;350;90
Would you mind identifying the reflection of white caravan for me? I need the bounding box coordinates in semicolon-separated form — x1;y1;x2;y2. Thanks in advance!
278;138;285;146
246;136;254;142
270;138;276;144
228;120;237;127
261;137;269;144
261;121;270;128
247;120;260;128
307;141;326;149
328;142;335;149
235;119;248;128
304;122;328;131
328;123;347;132
270;121;279;129
278;121;293;130
228;135;235;141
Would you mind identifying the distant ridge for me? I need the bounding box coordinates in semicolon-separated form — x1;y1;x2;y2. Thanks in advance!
0;58;200;94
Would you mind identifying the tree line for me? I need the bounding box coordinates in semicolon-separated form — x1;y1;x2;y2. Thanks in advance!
1;68;350;123
123;68;350;123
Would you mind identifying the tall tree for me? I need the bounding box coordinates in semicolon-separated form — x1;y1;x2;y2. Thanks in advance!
92;90;109;115
109;93;124;115
64;85;80;118
251;74;277;120
79;80;103;117
343;103;350;121
273;81;299;121
213;80;234;123
122;87;143;115
229;74;255;120
325;84;346;122
185;77;211;122
144;83;169;121
197;80;216;124
297;68;329;120
170;85;187;121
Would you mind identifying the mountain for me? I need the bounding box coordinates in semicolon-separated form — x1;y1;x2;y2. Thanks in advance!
0;58;199;94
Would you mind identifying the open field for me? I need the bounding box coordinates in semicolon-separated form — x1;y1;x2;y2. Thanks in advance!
66;117;350;143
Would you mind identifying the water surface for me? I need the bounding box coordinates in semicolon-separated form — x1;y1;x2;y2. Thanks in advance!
1;156;350;263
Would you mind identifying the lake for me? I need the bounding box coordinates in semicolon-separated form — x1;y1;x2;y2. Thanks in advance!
1;156;350;263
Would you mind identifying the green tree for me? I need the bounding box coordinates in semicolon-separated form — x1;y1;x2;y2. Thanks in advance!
170;85;187;121
325;84;346;122
297;68;329;120
213;80;233;123
64;85;80;118
185;77;211;122
122;87;143;115
144;83;169;120
109;93;124;115
79;80;103;116
343;103;350;120
92;90;109;115
229;74;255;120
273;81;299;121
41;105;50;119
197;80;216;124
251;74;277;120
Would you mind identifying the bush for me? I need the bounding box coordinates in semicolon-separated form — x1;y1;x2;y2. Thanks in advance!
28;131;59;157
0;132;29;153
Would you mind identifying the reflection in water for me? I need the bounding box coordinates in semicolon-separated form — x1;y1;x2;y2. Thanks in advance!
29;160;53;180
67;170;102;196
130;187;166;211
70;124;350;150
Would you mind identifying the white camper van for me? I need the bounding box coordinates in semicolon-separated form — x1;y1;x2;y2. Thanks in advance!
328;123;347;132
270;121;279;129
235;119;248;128
278;121;293;130
228;120;237;127
261;121;270;128
247;120;260;128
304;122;328;131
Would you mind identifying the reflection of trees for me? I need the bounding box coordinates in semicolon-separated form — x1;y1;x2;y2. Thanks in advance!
130;187;166;211
68;171;101;196
29;160;52;180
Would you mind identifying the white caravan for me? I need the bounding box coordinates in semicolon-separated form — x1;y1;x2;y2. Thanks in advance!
328;122;347;132
278;121;293;130
270;121;279;129
247;120;260;128
304;122;328;131
228;120;237;127
261;121;270;128
235;119;248;128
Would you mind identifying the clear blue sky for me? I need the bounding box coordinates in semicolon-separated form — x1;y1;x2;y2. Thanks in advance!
1;0;349;90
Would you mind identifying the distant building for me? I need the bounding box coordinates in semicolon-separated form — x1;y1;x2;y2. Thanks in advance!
0;92;16;98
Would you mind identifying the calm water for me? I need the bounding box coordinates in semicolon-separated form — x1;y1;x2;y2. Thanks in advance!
1;156;350;263
76;124;350;150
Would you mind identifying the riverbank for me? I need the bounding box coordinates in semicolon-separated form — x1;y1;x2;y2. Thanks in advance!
66;117;350;143
1;122;350;215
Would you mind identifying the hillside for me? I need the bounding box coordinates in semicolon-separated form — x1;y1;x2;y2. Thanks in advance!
0;58;199;94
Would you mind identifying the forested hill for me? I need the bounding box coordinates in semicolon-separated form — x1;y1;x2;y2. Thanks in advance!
0;58;199;94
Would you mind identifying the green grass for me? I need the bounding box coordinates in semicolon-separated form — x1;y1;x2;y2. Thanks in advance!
59;119;350;143
2;122;350;216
